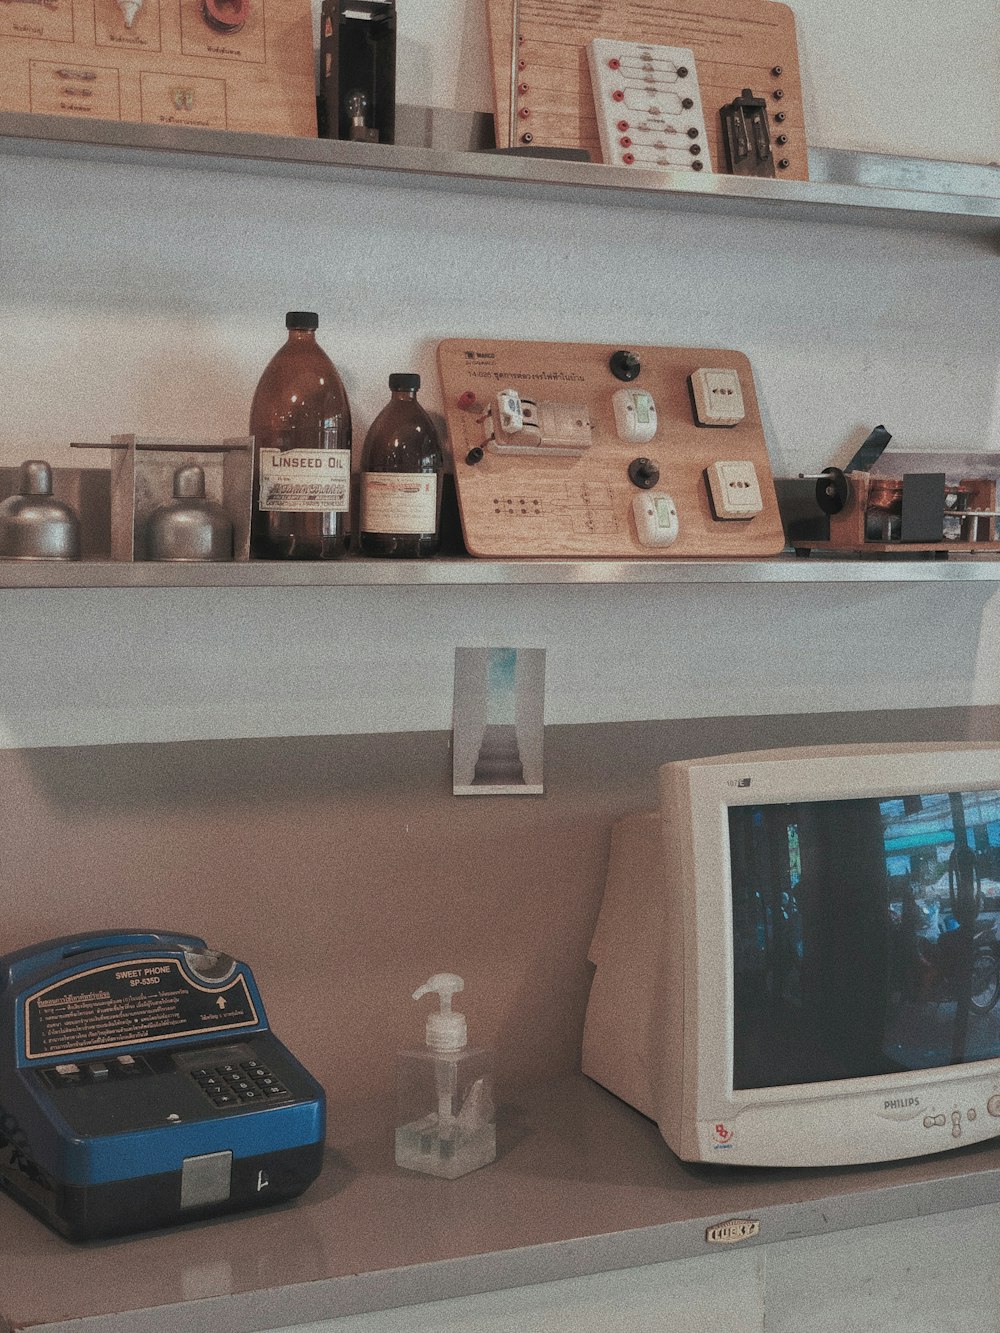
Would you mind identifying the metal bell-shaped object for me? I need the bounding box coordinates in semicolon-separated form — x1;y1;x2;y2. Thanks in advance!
145;464;233;561
0;461;81;560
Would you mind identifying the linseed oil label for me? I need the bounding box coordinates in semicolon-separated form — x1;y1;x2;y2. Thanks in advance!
259;448;351;512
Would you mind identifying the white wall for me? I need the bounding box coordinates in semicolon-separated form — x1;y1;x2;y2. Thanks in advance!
0;156;998;747
0;0;998;749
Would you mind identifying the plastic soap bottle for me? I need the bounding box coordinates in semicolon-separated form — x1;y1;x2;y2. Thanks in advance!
395;973;496;1178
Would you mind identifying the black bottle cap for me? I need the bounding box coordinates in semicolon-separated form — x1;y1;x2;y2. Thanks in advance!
286;311;319;329
389;373;421;391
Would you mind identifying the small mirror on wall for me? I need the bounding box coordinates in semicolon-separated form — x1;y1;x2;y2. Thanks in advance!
452;647;545;796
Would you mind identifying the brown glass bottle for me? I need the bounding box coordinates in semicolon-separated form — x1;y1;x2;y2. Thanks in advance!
249;312;352;559
359;374;443;557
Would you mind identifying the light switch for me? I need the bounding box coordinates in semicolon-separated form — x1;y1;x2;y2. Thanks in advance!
612;388;657;444
632;491;679;546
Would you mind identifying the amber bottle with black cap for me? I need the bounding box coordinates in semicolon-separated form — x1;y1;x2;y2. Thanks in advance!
249;311;352;559
359;373;443;557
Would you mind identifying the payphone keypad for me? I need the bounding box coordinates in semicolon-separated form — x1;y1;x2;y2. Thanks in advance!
189;1056;290;1109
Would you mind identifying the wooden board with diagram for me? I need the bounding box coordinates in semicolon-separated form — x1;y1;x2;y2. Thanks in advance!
0;0;316;135
438;337;785;559
486;0;807;180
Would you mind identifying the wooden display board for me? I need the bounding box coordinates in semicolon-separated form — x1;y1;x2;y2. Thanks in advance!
0;0;317;135
487;0;807;180
438;337;785;559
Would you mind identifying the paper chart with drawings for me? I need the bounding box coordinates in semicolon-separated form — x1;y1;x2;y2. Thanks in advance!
587;37;712;173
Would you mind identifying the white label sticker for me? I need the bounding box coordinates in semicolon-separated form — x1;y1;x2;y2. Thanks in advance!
361;472;438;535
259;448;351;513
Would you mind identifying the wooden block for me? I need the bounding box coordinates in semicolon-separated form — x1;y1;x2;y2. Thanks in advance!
488;0;808;180
438;337;785;559
0;0;317;136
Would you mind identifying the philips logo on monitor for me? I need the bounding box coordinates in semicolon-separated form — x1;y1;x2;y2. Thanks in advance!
877;1097;926;1120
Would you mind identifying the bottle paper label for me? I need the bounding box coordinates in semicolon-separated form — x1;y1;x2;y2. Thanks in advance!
361;472;438;535
259;448;351;513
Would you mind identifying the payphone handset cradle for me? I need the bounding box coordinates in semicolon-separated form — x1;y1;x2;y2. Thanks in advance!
0;930;326;1241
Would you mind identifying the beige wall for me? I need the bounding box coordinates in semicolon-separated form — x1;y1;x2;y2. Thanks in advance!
5;706;995;1110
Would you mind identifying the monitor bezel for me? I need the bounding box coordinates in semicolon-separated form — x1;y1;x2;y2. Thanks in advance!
659;741;1000;1165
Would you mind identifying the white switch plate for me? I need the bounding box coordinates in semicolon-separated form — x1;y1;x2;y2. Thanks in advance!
612;388;658;444
632;491;679;546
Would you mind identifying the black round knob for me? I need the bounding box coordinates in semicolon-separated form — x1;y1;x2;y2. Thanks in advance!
772;88;784;100
689;143;701;155
774;111;786;123
465;447;485;466
677;66;688;77
628;457;660;489
692;160;704;171
778;158;790;170
681;97;694;110
686;126;699;138
610;350;641;382
776;134;788;145
815;467;849;515
771;65;783;76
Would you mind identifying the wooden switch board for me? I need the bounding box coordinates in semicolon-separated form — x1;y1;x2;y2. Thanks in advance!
487;0;807;180
438;338;785;559
0;0;317;135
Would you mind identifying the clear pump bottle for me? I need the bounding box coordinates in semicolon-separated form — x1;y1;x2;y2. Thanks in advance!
395;974;496;1179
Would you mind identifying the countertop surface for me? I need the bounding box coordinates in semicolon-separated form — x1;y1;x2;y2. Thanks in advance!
5;1075;1000;1332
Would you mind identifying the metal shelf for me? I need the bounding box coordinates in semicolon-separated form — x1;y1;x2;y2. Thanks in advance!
2;117;998;592
6;1074;1000;1332
1;113;998;242
2;553;1000;588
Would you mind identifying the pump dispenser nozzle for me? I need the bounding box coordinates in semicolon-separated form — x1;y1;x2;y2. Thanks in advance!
396;972;496;1177
412;973;467;1051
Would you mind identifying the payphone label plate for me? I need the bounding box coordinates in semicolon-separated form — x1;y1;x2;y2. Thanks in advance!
24;958;259;1060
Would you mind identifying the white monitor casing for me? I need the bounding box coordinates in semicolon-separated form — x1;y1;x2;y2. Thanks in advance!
582;742;1000;1167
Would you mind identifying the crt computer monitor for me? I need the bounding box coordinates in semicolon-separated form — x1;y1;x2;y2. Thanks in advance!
582;742;1000;1166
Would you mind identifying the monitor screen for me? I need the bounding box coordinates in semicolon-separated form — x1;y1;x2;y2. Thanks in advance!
729;789;1000;1091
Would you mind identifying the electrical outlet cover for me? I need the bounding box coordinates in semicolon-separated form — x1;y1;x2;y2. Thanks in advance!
690;368;746;426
